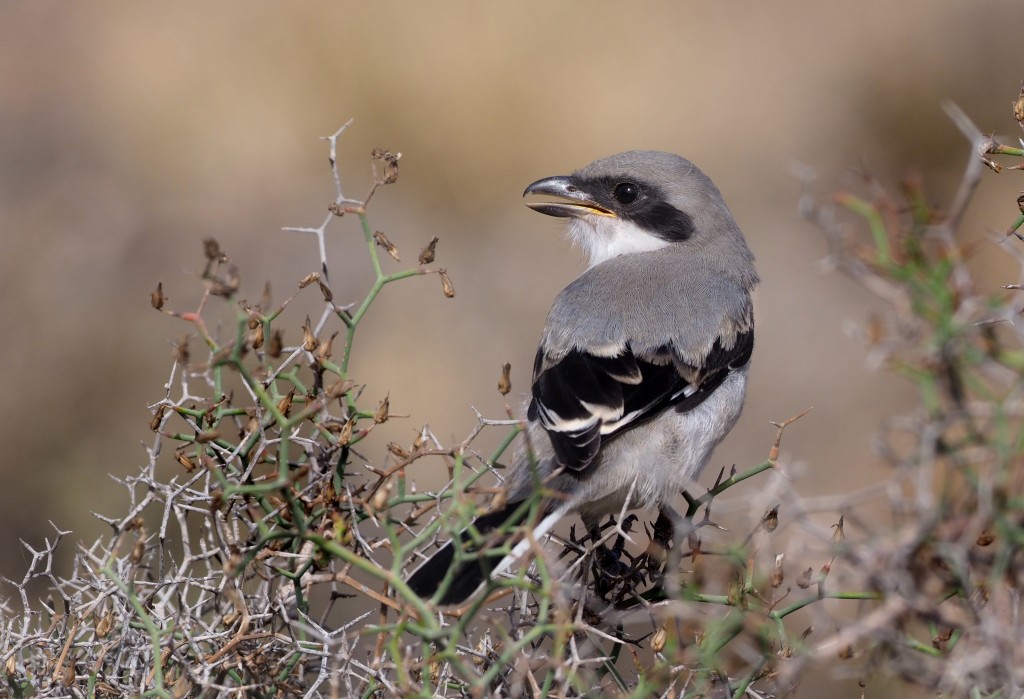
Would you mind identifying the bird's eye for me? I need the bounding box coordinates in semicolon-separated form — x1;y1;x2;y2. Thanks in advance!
613;182;639;205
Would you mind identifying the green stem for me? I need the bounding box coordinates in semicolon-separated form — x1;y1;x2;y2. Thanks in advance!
99;567;172;698
771;590;881;620
685;460;775;517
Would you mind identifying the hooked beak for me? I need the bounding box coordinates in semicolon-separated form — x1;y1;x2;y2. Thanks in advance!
522;176;616;218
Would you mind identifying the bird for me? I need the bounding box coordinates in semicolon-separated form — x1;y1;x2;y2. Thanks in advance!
405;150;758;605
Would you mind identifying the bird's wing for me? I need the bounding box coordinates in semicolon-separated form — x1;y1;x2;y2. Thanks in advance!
528;329;753;473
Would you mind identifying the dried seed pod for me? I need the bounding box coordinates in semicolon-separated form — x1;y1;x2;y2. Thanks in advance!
299;272;320;288
325;378;355;399
314;332;337;364
371;476;394;511
472;634;493;666
371;147;401;184
439;269;455;298
317;279;333;303
337;419;354;446
374;394;390;423
412;426;428;453
149;404;168;432
302;317;318;352
175;452;197;473
277;389;295;417
418;236;439;265
762;506;779;533
497;362;512;395
373;230;401;261
95;609;114;638
796;567;813;589
650;626;667;653
387;442;411;460
268;329;284;358
60;660;75;686
151;282;165;310
250;322;265;350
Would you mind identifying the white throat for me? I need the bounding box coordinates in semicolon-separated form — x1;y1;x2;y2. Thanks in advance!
568;216;670;267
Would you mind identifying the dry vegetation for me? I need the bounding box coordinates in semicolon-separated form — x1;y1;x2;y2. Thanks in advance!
3;91;1024;698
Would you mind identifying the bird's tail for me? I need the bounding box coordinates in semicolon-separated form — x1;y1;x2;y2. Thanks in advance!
405;500;567;605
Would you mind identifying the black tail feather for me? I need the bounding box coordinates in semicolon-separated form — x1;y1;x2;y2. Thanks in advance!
405;502;527;605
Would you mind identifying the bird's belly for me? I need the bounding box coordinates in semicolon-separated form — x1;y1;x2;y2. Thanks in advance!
575;369;747;520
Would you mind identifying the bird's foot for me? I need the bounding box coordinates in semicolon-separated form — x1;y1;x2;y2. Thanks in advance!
591;515;666;602
627;507;674;583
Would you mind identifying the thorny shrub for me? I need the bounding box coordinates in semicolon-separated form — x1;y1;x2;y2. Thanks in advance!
3;89;1024;698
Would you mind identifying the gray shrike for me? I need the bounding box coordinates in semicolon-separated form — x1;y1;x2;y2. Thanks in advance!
406;151;758;604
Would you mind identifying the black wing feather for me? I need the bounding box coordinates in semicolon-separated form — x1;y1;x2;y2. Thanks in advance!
529;351;630;469
530;329;753;473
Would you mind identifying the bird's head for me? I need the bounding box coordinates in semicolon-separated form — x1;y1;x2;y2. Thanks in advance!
523;150;752;272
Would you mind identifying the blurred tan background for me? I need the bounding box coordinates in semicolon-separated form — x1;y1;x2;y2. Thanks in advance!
1;2;1022;692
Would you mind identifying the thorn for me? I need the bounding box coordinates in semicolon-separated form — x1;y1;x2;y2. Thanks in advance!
769;407;812;463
